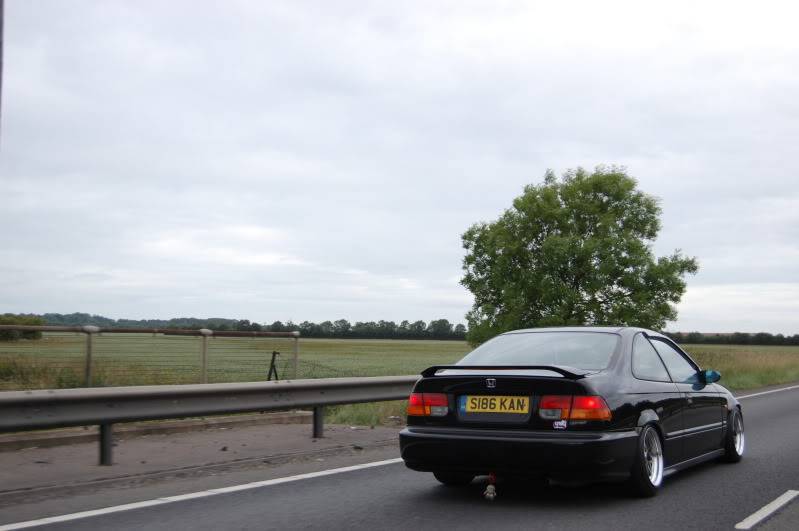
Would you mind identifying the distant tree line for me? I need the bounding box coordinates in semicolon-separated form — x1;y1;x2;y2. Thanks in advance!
25;313;468;340
665;331;799;346
279;319;467;340
40;313;246;331
3;313;796;345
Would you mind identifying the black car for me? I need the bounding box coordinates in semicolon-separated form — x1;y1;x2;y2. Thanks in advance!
399;326;745;497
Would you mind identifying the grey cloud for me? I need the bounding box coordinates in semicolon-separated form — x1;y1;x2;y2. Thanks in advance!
2;1;798;332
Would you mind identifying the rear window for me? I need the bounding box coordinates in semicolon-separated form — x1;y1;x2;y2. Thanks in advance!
457;332;619;371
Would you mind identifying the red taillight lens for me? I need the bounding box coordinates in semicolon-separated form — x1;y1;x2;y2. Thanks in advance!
539;395;612;422
424;393;448;407
539;395;571;420
407;393;449;416
570;395;612;421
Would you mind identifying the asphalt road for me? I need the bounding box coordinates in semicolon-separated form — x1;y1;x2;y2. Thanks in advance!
4;385;799;530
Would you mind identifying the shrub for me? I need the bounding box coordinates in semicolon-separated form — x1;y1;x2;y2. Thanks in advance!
0;314;46;341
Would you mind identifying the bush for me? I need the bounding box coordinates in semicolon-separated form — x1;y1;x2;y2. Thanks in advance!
0;314;46;341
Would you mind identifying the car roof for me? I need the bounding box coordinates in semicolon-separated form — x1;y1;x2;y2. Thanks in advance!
503;326;662;337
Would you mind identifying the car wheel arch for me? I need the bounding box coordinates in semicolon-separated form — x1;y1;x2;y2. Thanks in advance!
727;405;744;437
723;394;741;412
636;408;661;432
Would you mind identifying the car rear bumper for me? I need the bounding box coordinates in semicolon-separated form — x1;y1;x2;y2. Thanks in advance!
399;426;639;480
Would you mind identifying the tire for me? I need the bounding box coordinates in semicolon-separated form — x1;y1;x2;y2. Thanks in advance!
433;471;474;486
723;408;745;463
628;425;664;497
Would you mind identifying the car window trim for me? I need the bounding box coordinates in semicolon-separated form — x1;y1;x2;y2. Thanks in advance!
646;335;701;383
631;332;673;383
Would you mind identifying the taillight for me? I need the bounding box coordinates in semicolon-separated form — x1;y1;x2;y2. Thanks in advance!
570;395;612;421
407;393;449;417
539;395;611;422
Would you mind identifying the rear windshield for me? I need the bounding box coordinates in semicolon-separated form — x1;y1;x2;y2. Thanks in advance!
457;332;619;371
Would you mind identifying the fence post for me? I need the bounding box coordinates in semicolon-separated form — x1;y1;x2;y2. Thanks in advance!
292;331;300;379
82;326;100;387
199;328;212;384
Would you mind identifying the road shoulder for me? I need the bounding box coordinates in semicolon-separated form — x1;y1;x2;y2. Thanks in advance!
0;422;402;525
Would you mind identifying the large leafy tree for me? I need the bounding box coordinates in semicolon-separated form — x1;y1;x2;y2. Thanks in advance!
461;167;698;345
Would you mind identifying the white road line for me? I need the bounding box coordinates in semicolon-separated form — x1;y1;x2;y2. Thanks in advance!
734;490;799;529
737;384;799;400
0;458;403;531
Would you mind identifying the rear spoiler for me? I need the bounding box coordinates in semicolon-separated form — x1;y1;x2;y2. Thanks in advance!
420;365;590;379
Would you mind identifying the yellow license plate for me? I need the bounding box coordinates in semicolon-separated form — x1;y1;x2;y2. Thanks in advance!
464;395;530;414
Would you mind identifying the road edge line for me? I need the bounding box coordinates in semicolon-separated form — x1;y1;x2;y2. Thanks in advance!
736;383;799;400
734;490;799;529
0;458;403;530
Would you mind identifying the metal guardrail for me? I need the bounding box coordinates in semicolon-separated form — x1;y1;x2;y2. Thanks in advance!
0;325;301;383
0;375;418;465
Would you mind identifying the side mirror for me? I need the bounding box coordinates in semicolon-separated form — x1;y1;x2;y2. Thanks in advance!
702;369;721;384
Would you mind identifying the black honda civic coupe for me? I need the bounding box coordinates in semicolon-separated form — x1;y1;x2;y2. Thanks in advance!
399;326;745;497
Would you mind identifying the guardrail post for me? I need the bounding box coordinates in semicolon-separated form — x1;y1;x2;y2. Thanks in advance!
199;328;212;383
82;326;100;387
292;331;300;379
99;423;113;465
313;406;324;438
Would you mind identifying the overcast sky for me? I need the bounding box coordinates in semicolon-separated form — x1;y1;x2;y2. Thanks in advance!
2;1;798;333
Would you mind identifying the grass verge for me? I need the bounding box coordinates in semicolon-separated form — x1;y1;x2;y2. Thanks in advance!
325;401;408;428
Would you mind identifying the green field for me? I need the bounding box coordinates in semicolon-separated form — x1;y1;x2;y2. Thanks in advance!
1;334;798;390
0;333;469;390
683;343;799;390
1;334;798;425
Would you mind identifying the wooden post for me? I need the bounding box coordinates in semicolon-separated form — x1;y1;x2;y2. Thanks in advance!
292;332;299;379
199;329;212;384
82;326;100;386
